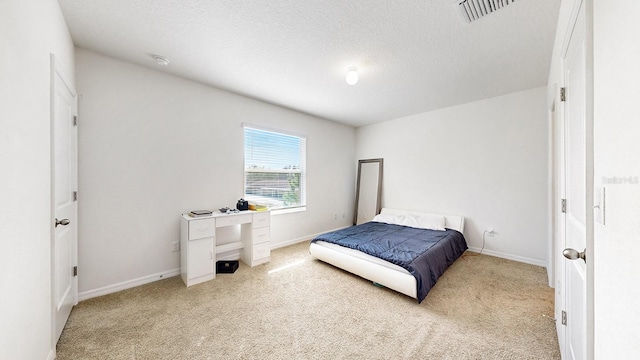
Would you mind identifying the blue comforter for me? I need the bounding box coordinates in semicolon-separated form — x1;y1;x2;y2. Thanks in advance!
312;221;467;303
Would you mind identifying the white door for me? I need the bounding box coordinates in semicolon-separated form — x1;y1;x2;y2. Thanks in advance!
51;56;78;343
560;3;589;359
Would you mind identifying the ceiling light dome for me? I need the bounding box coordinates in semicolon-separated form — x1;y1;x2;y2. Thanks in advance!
346;66;358;85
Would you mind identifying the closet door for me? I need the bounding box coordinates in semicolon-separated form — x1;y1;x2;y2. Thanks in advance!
560;3;588;359
52;56;78;344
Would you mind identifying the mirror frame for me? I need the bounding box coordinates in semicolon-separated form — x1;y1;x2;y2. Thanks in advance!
353;158;383;225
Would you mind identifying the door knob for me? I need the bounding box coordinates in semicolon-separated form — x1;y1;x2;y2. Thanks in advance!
563;248;586;263
55;218;70;227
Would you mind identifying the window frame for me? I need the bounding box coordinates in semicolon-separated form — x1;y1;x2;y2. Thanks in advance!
242;124;307;213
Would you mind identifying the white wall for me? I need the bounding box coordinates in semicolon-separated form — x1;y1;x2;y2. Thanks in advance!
75;48;355;297
0;1;75;359
590;1;640;356
356;87;549;266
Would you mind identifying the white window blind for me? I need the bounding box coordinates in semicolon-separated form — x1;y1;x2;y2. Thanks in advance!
243;125;306;210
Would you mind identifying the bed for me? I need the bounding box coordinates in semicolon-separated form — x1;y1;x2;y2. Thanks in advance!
309;208;467;302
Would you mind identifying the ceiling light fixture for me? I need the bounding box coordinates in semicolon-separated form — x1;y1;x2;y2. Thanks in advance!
346;66;358;86
152;55;170;66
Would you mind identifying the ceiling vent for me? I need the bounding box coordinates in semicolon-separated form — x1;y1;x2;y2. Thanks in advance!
455;0;517;23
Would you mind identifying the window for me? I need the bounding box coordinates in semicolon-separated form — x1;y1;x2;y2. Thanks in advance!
243;125;306;210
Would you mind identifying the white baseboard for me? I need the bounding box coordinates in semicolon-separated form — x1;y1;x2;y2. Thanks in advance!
270;225;352;250
467;247;546;268
274;229;547;269
47;349;55;360
78;268;180;302
77;229;545;301
272;228;547;269
77;227;350;302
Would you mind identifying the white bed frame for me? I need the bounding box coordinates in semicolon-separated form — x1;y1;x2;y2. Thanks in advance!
309;208;465;299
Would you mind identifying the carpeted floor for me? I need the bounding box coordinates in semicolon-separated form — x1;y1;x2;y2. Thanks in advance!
56;241;560;359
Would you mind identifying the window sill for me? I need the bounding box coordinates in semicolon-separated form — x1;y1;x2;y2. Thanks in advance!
271;207;306;216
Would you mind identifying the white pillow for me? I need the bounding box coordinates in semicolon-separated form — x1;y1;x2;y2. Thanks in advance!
414;214;446;231
371;214;401;225
396;214;420;228
372;213;446;231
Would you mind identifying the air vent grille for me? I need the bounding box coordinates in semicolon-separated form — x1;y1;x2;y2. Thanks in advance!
455;0;516;23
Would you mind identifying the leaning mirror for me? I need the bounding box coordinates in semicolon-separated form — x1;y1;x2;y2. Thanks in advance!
354;158;383;225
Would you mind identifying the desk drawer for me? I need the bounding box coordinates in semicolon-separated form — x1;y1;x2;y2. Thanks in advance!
216;214;252;227
253;242;270;261
252;226;270;245
252;212;270;228
188;218;215;240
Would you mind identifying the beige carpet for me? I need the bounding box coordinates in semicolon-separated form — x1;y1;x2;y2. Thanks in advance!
57;241;560;359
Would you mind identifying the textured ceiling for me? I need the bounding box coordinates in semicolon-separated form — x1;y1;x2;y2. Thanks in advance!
58;0;561;127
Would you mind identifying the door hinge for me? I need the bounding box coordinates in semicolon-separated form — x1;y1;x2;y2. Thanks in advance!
561;199;566;213
73;191;78;201
73;115;78;126
561;310;567;326
560;87;566;102
73;266;78;277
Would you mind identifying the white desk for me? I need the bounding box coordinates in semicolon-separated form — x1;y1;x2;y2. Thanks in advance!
180;210;270;287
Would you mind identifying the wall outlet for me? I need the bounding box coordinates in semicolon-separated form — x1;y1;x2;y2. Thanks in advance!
333;213;338;220
171;241;180;252
486;228;495;237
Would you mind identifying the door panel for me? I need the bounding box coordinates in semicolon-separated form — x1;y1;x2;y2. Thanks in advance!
188;238;213;279
52;57;78;343
562;3;587;359
568;264;586;360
